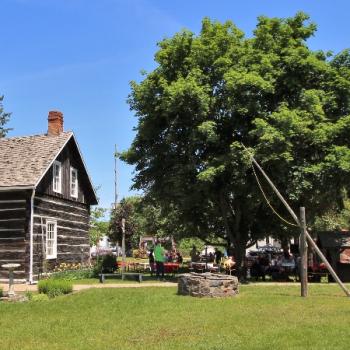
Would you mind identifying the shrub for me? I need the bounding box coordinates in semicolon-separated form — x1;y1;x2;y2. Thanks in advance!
38;279;73;298
93;255;117;276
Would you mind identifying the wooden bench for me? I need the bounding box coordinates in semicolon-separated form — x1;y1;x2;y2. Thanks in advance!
99;272;143;283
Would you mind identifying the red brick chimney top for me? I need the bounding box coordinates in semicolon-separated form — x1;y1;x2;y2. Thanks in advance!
47;110;63;136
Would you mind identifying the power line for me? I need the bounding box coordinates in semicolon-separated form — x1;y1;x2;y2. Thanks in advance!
251;161;298;227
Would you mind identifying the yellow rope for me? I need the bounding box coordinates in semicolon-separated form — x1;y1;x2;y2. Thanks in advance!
251;161;298;227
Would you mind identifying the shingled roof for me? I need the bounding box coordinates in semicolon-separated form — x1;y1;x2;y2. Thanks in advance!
0;131;73;188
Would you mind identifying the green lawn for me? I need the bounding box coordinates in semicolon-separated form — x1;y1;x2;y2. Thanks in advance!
1;285;350;350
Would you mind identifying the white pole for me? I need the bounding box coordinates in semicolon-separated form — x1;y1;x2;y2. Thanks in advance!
29;189;35;284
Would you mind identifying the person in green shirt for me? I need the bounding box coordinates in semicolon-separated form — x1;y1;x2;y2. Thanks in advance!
154;241;165;280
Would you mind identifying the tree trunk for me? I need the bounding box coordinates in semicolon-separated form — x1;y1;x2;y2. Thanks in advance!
219;195;250;280
233;243;247;280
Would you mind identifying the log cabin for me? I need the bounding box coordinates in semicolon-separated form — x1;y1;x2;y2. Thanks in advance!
0;111;98;283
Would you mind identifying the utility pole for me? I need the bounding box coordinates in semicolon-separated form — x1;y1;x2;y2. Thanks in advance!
114;144;118;209
299;207;308;297
113;144;120;261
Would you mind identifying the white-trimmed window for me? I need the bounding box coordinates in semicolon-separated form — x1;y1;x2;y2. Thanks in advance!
53;161;62;193
70;167;78;198
46;221;57;259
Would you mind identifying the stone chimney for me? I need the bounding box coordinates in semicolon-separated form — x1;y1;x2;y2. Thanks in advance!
47;111;64;136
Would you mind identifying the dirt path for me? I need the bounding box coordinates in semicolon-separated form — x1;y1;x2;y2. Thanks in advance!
0;282;177;293
0;283;37;292
73;282;177;291
2;281;342;293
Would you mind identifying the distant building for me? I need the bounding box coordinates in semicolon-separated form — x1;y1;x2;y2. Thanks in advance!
246;237;282;254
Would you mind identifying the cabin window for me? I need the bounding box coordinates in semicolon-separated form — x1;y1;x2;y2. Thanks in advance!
46;221;57;259
53;161;62;193
70;167;78;198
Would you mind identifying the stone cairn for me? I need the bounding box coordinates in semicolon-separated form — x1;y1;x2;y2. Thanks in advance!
178;272;239;298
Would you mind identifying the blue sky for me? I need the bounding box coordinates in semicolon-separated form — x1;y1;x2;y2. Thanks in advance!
1;0;350;210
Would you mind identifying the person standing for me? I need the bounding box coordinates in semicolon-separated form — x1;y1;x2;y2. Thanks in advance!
190;245;198;262
148;248;155;275
214;248;222;265
154;241;165;280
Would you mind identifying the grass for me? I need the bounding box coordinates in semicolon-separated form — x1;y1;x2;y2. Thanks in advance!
1;284;350;350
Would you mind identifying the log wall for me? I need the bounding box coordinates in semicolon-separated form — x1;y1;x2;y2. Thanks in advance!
32;194;90;278
0;190;31;281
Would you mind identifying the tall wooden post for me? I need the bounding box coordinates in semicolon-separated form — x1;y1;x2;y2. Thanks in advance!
205;246;208;270
299;207;308;297
114;145;118;208
121;218;126;279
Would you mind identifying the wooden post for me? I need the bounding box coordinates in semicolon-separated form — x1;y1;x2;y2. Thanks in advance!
243;144;350;297
121;218;126;279
299;207;308;297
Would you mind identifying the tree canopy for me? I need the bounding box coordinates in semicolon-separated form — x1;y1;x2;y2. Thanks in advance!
121;13;350;268
0;95;11;138
109;196;172;249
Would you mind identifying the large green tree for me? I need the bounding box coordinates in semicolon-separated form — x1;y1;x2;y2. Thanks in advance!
122;13;350;272
109;196;171;249
0;95;11;137
109;197;138;251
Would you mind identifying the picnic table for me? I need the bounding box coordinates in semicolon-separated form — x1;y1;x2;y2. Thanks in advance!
149;262;179;276
164;263;179;274
136;262;151;272
190;262;206;273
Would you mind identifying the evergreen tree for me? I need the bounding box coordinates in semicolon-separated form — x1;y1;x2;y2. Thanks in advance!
0;95;11;138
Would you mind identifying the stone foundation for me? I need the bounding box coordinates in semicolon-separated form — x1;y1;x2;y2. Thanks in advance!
178;272;239;297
